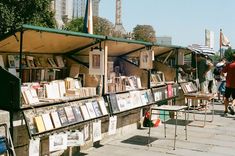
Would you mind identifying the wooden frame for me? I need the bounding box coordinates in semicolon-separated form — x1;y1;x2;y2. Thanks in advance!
89;49;104;75
139;50;153;69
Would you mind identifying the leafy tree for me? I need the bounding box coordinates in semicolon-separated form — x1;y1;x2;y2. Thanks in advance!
224;47;235;62
0;0;55;36
132;25;157;42
65;16;114;36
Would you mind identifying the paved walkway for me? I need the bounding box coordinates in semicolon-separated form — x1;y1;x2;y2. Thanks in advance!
82;102;235;156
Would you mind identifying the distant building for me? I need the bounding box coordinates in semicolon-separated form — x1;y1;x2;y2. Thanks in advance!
73;0;100;18
52;0;100;29
156;36;172;45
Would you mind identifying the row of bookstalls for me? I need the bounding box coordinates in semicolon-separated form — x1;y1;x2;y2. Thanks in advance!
0;24;194;155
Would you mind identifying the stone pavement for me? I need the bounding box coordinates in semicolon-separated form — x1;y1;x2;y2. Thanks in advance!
81;101;235;156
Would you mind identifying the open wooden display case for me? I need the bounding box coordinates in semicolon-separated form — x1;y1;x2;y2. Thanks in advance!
0;24;194;155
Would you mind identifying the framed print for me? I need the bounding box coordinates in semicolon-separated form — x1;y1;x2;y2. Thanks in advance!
92;120;102;142
50;111;62;128
29;138;40;156
49;133;67;152
139;50;153;69
67;130;84;147
89;49;104;75
108;116;117;135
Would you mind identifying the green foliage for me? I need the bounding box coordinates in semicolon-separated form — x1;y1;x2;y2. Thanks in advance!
132;25;156;42
64;18;84;32
0;0;55;35
64;16;114;36
224;47;235;62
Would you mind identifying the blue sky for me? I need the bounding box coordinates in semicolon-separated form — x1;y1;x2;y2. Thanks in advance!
99;0;235;50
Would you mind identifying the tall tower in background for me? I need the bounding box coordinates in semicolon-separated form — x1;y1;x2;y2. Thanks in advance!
52;0;100;28
73;0;100;19
52;0;73;28
114;0;126;34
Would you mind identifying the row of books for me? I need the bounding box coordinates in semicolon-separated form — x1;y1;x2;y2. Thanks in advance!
21;79;96;105
150;71;166;87
152;84;178;102
32;98;108;133
107;76;142;93
109;89;154;113
180;82;198;94
7;55;65;68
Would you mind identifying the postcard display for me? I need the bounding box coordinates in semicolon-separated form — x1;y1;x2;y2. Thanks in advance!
0;53;111;155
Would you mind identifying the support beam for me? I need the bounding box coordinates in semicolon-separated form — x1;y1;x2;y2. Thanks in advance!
65;39;102;56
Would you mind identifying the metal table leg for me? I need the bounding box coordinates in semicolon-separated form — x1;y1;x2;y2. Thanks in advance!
174;111;178;150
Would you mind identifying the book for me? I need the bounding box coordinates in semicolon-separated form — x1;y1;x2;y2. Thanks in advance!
58;80;66;97
116;94;128;111
34;116;45;133
38;57;49;67
41;113;54;131
22;88;39;105
92;120;102;142
140;91;149;105
0;55;5;68
108;116;117;135
50;111;62;128
167;84;173;98
64;106;76;124
26;56;35;67
8;55;15;68
80;105;90;120
139;50;153;69
85;102;97;118
147;89;154;103
29;138;40;156
92;101;102;117
55;56;65;67
48;57;57;67
98;99;108;115
57;108;69;126
72;106;84;122
34;56;42;67
67;130;84;147
49;133;67;152
109;94;120;113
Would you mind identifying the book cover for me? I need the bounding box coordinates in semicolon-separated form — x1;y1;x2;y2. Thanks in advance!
67;130;84;147
29;138;40;156
50;111;62;128
34;116;45;133
55;56;65;67
139;50;153;69
92;101;102;117
147;89;154;103
72;106;84;122
34;56;42;67
85;102;97;118
57;108;69;126
38;57;49;67
92;120;102;142
41;113;54;131
64;106;76;124
0;55;5;68
109;94;120;113
108;116;117;135
80;105;90;120
98;99;108;115
48;57;57;68
8;55;15;68
167;84;173;98
49;133;67;152
26;56;35;67
116;94;127;111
